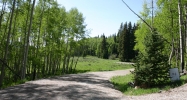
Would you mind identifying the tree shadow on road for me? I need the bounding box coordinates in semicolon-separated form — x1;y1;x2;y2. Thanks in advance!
50;73;114;88
0;73;120;100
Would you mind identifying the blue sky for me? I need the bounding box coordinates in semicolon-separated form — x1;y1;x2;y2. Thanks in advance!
56;0;146;37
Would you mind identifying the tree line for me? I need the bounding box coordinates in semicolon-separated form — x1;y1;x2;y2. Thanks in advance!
0;0;87;88
83;22;137;62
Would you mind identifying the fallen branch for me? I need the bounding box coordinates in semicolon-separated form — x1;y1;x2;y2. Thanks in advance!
0;58;21;79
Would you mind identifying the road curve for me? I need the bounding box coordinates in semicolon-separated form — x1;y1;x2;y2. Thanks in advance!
0;69;133;100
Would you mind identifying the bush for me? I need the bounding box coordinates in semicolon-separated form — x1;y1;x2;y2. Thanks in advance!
109;54;117;60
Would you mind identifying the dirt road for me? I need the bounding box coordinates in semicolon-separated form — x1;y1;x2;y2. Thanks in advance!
0;69;133;100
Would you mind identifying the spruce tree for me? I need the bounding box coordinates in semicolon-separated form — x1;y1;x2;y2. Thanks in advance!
117;22;136;62
117;23;124;55
119;22;129;62
128;22;136;60
118;23;125;61
100;34;108;59
133;30;170;88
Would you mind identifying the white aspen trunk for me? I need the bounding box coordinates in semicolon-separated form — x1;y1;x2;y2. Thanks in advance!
178;0;184;73
185;4;187;71
21;0;31;80
169;0;174;65
22;0;36;79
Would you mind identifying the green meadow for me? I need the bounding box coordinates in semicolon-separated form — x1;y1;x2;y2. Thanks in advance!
75;56;133;73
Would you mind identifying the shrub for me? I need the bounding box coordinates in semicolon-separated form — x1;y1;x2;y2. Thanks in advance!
109;54;117;60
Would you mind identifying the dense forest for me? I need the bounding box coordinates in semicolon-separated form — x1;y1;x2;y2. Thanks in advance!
0;0;187;88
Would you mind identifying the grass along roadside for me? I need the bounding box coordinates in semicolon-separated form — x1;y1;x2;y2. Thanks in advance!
2;56;133;89
75;56;133;73
110;74;187;95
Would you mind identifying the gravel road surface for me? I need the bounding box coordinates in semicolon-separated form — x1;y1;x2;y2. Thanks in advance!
0;69;133;100
1;68;187;100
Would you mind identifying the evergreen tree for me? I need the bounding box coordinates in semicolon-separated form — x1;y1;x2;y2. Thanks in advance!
117;23;124;55
110;34;118;55
117;22;137;62
129;23;136;59
133;30;170;88
100;34;108;59
119;22;130;62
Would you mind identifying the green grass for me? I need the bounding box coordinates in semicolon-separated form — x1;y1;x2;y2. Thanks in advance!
2;79;28;89
75;56;133;73
1;56;133;89
110;74;187;95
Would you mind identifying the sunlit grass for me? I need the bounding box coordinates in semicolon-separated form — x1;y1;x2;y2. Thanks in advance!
110;74;187;95
2;56;133;89
75;56;133;73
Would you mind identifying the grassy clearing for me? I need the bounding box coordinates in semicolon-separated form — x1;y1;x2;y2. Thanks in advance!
110;74;187;95
75;56;133;73
2;56;133;89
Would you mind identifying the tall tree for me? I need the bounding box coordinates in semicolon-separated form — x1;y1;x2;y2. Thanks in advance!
178;0;184;72
21;0;36;79
100;34;108;59
155;0;179;67
118;22;136;62
0;0;16;88
119;22;128;61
